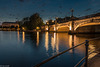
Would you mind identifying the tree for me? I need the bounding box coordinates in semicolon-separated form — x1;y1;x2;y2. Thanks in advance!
21;13;44;30
29;13;44;30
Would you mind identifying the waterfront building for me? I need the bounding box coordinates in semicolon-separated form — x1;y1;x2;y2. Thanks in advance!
1;22;19;31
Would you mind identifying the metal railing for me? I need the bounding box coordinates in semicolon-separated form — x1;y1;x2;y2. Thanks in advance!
34;37;100;67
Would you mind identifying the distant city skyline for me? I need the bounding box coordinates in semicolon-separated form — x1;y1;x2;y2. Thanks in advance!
0;0;100;23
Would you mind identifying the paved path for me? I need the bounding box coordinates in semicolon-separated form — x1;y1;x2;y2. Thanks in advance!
88;53;100;67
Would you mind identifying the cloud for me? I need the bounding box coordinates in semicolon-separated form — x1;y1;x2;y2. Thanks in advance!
41;10;45;12
93;9;100;13
85;8;91;11
19;0;24;2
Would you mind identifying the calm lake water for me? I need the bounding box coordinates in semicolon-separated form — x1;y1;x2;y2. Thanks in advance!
0;31;100;67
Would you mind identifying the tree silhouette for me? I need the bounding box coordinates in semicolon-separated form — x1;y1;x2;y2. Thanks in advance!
22;13;44;30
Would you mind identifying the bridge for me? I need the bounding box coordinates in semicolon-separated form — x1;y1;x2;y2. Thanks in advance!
45;16;100;33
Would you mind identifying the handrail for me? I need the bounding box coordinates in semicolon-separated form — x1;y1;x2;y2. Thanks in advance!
74;57;86;67
34;37;100;67
74;37;100;67
75;50;100;67
88;37;100;41
34;42;85;67
89;48;100;55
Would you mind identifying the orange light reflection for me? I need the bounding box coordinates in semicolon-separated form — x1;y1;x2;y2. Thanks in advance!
51;33;59;55
37;32;39;46
45;32;49;51
22;32;25;43
17;31;20;42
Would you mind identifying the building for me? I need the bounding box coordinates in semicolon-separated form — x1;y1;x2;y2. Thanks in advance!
1;22;20;31
2;22;19;28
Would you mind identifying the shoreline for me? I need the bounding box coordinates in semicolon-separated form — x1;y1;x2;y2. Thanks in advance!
1;30;100;34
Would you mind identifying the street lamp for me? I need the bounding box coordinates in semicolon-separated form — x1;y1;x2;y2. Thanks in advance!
46;20;49;31
36;27;40;30
71;8;74;17
22;27;25;30
52;20;54;23
55;17;58;32
70;8;74;33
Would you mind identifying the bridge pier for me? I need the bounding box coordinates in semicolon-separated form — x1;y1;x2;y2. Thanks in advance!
68;20;75;34
68;9;76;34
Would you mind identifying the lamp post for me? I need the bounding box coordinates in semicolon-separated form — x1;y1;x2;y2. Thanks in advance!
46;20;49;31
47;22;49;32
71;8;74;17
55;17;58;32
71;8;74;33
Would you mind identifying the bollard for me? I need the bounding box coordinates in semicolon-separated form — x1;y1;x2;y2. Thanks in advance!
84;40;89;67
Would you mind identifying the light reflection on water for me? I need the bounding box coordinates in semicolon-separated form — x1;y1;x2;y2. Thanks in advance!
45;32;49;51
51;33;59;55
0;31;100;67
22;32;25;43
69;35;73;53
17;31;20;42
37;32;39;46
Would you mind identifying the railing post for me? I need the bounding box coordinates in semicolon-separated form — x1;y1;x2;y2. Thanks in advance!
84;40;89;67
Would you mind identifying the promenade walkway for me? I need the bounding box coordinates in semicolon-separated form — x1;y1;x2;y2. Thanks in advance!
88;53;100;67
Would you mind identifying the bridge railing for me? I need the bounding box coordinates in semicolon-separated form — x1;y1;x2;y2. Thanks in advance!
34;37;100;67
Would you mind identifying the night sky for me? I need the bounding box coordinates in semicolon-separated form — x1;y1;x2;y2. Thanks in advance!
0;0;100;23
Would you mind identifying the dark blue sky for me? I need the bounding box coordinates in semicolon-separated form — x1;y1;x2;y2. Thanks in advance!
0;0;100;23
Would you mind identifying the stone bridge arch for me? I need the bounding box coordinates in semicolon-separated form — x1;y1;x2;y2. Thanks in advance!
56;22;71;32
49;22;71;32
57;25;70;32
74;17;100;31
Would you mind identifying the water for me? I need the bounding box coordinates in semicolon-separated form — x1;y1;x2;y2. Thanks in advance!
0;31;100;67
